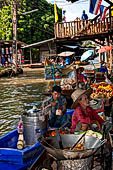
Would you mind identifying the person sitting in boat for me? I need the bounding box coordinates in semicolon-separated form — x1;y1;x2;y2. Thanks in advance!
100;61;108;76
77;67;87;89
48;85;67;128
70;89;105;132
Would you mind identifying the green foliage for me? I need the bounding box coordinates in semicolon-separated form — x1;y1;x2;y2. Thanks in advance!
0;0;62;44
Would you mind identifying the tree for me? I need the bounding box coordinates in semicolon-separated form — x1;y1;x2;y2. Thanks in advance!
0;0;62;44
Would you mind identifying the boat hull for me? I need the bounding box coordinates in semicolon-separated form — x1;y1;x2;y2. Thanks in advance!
0;129;45;170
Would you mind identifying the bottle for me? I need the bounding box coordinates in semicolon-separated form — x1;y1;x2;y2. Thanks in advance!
17;133;24;149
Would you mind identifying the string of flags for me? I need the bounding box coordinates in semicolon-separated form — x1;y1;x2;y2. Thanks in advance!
89;0;108;21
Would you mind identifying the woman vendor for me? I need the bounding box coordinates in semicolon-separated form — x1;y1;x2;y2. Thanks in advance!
71;89;105;132
77;67;87;89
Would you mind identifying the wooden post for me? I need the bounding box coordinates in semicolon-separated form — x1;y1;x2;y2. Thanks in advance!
30;48;32;64
12;0;17;74
73;66;78;89
109;43;112;71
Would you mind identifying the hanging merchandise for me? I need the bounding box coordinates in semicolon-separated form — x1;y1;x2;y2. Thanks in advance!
19;49;22;54
21;56;24;64
10;47;13;54
8;55;11;64
2;48;5;55
6;47;9;54
10;56;13;64
1;55;5;65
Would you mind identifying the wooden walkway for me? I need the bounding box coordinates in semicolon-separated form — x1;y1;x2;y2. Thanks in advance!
54;17;113;41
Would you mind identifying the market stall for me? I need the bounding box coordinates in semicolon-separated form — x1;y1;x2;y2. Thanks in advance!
90;82;113;119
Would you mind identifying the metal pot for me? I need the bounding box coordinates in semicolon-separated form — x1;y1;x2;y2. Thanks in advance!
22;106;48;146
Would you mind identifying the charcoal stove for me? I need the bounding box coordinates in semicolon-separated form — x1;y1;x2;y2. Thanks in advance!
57;156;93;170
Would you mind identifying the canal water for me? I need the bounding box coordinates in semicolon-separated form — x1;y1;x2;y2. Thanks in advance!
0;68;47;136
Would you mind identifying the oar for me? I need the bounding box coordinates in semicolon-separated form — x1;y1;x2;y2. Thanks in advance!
70;132;86;150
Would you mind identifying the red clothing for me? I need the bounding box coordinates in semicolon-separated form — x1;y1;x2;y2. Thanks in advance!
71;105;105;132
78;74;87;83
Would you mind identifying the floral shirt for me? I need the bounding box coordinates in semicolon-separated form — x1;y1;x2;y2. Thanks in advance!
71;105;105;132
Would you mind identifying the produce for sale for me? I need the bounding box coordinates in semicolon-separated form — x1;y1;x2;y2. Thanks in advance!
60;78;76;90
90;82;113;99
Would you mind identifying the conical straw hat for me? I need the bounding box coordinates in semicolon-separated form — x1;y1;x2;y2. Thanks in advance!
71;88;92;109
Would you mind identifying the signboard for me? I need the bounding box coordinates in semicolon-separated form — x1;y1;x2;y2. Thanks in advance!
45;65;62;85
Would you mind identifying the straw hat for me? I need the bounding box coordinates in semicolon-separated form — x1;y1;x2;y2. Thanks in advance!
71;88;92;109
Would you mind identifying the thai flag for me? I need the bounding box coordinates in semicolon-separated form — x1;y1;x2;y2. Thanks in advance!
89;0;102;15
100;5;108;21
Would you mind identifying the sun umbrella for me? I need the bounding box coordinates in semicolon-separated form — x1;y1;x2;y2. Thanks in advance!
97;46;112;53
81;50;94;61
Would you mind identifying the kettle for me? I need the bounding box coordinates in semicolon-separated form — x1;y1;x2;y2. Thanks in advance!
23;106;41;117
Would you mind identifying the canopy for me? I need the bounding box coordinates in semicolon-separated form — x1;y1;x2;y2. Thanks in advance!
58;51;75;57
44;54;57;57
97;46;112;53
81;50;94;61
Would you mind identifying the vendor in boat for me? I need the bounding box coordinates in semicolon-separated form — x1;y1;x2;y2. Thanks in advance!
77;67;87;89
48;85;67;128
70;89;105;132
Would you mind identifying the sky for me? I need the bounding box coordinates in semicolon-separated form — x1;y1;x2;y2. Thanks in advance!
47;0;109;22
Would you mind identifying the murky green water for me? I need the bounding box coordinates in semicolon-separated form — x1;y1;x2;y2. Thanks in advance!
0;68;47;136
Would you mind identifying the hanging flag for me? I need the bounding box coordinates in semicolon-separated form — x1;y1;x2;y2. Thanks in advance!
100;5;108;21
89;0;102;15
62;10;66;22
54;3;58;23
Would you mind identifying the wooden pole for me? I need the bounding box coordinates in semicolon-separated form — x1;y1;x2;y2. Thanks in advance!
73;66;78;88
12;0;17;74
30;48;32;64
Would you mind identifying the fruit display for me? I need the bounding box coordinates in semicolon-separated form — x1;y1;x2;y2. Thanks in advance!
60;78;76;90
90;82;113;99
75;61;89;65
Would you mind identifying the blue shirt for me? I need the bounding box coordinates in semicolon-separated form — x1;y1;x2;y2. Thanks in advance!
81;13;88;20
100;64;108;73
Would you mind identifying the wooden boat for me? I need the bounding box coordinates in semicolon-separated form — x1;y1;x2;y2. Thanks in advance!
0;129;45;170
29;63;44;68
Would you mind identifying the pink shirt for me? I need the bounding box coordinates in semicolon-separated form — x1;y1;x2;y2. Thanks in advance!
71;105;105;132
78;74;87;83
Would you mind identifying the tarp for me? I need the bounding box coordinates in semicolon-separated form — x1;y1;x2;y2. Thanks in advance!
58;51;75;57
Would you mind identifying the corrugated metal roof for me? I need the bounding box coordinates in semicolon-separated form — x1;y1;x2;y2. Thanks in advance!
63;45;78;49
22;38;55;49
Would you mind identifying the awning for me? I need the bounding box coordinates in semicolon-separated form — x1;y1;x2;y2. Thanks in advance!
44;54;57;57
58;51;75;57
63;45;79;49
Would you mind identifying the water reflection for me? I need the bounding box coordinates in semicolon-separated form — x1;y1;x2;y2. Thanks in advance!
0;69;46;136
